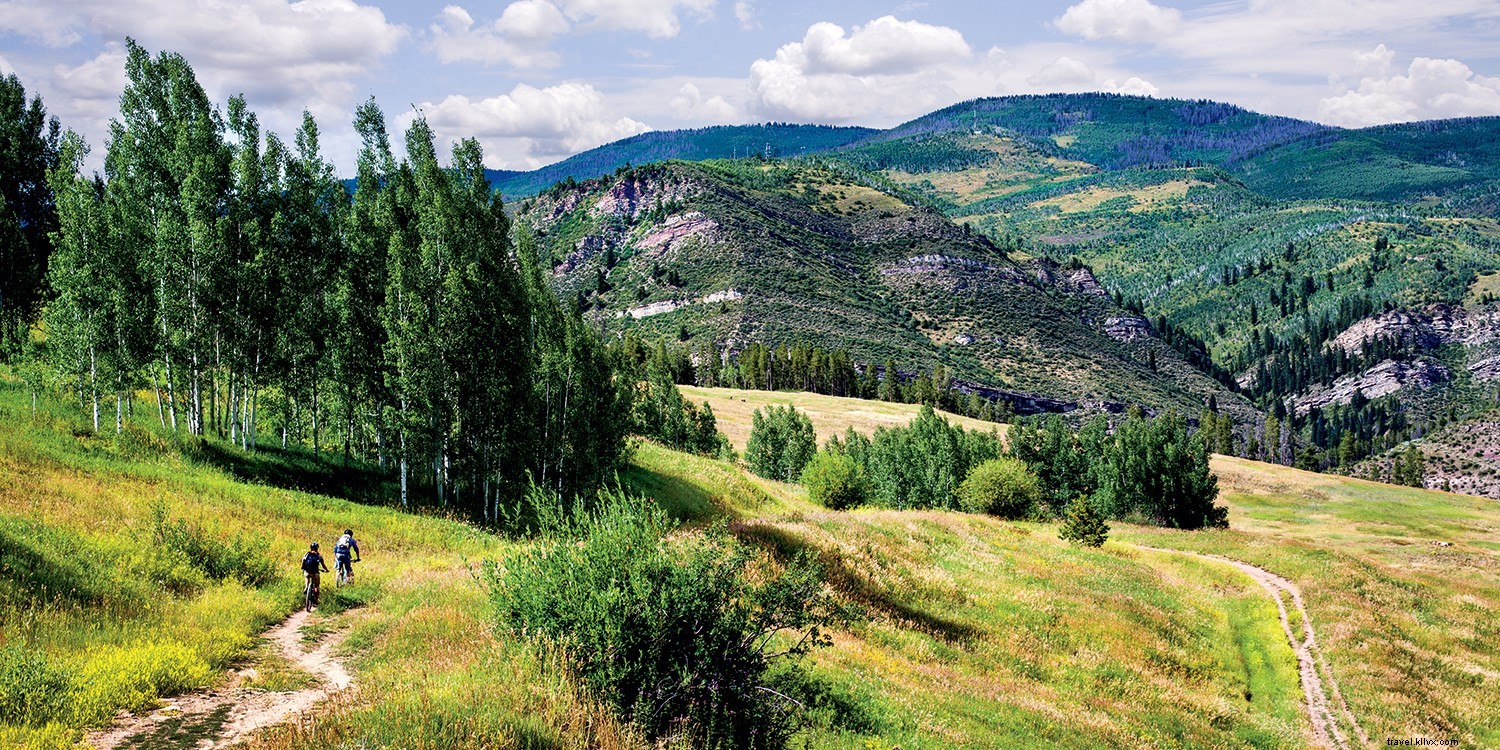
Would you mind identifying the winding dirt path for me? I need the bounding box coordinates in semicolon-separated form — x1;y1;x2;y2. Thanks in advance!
88;609;353;749
1142;547;1368;749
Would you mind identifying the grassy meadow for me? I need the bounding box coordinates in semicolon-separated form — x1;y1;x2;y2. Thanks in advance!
3;375;1497;748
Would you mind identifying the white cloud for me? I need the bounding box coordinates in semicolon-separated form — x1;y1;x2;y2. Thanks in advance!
1028;56;1095;87
1055;0;1182;43
0;54;13;77
798;16;970;76
748;16;974;122
1319;56;1500;127
428;2;569;67
669;82;740;122
417;82;652;169
1105;76;1159;96
733;1;759;31
553;0;715;38
1353;43;1396;76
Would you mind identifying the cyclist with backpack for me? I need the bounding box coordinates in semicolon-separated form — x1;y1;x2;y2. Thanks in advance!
334;529;361;585
301;542;330;611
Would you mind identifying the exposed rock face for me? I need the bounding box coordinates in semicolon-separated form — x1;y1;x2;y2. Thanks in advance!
592;174;699;220
1060;267;1110;297
1294;359;1451;415
1331;304;1500;354
637;212;717;254
879;254;1005;275
1102;315;1153;342
619;289;743;319
1468;355;1500;381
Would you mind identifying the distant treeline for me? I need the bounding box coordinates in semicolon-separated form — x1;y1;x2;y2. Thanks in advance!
615;334;1017;423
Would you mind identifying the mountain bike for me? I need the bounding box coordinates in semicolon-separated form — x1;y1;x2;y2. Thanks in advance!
336;557;357;586
304;574;320;612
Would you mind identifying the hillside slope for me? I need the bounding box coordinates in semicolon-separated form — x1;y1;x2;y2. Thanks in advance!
490;123;876;199
515;158;1253;420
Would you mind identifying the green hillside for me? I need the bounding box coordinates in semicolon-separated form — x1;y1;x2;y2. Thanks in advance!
489;123;877;199
514;157;1254;420
7;374;1497;748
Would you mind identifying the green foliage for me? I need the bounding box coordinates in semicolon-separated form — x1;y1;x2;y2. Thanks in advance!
0;73;60;357
800;450;869;510
148;499;278;588
860;406;1001;510
746;405;817;482
1007;415;1109;514
957;457;1042;519
1058;496;1110;548
0;647;72;728
485;488;840;748
1097;410;1226;529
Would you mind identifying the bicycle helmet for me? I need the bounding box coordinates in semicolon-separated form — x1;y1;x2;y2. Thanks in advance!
343;529;353;536
310;542;320;550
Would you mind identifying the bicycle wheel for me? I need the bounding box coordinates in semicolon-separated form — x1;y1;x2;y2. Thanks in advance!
304;579;315;612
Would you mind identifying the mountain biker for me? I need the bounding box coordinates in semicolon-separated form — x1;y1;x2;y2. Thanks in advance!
333;528;361;583
301;542;329;608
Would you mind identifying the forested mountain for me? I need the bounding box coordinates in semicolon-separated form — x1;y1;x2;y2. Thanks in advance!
853;95;1500;488
514;158;1255;423
488;123;876;199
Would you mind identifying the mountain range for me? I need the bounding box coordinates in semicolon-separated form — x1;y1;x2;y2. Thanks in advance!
506;93;1500;493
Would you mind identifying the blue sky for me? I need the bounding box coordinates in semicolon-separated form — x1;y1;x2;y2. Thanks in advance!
3;0;1498;174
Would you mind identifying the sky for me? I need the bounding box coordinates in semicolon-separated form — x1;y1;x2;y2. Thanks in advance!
2;0;1499;175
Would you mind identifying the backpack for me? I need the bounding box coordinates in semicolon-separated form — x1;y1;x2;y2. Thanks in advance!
334;535;352;557
302;552;320;574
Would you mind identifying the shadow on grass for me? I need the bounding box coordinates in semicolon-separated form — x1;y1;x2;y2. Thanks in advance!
186;438;398;506
619;463;723;523
733;521;981;645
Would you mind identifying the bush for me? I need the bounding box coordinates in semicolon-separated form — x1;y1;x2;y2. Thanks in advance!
1059;496;1110;548
0;647;73;727
801;451;868;510
863;407;1001;510
957;458;1042;518
745;405;817;482
149;500;278;588
485;488;841;749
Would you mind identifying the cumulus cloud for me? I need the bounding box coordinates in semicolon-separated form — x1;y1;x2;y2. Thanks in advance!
733;1;759;31
428;2;569;67
1319;56;1500;127
669;82;740;122
417;82;651;169
1054;0;1182;42
748;16;973;121
1105;76;1159;96
1028;56;1095;87
553;0;715;38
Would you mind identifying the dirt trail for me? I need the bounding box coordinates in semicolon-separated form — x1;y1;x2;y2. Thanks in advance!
88;609;352;749
1142;547;1368;749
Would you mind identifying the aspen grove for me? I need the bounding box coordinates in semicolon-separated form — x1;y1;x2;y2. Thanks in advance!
35;42;630;518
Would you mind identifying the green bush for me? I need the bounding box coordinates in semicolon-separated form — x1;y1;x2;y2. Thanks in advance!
745;405;817;482
149;500;278;588
863;407;1002;510
957;458;1042;518
485;488;841;749
801;451;868;510
1059;496;1110;548
0;647;73;727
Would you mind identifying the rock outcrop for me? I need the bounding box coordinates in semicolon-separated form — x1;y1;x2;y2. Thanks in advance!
1294;359;1451;415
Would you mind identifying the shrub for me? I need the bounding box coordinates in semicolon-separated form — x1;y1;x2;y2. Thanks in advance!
485;488;841;749
863;407;1001;510
957;458;1042;518
1059;496;1110;548
745;405;817;482
149;500;278;588
0;647;73;727
801;451;868;510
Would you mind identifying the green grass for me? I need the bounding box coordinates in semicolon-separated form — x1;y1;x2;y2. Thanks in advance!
7;372;1498;748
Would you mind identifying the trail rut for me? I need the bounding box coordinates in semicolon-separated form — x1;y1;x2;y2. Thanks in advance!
1144;547;1368;749
88;609;352;749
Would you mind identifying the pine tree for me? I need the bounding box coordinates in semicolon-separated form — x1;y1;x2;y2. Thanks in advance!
1059;496;1109;547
